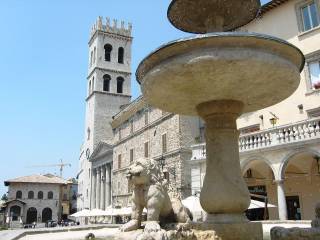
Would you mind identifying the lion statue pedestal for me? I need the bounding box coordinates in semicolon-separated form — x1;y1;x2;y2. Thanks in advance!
116;158;201;240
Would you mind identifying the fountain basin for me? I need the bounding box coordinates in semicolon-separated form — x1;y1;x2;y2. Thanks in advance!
136;32;304;116
167;0;261;33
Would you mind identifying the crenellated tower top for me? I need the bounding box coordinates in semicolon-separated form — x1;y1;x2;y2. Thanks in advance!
90;16;132;39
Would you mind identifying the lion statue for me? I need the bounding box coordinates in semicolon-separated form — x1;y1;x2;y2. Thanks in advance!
120;158;191;233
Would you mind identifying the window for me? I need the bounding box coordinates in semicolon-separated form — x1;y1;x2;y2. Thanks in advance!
144;110;149;126
301;1;319;31
28;191;34;199
92;77;95;92
87;128;90;140
309;60;320;89
90;51;93;66
118;154;122;169
88;80;92;95
144;142;149;158
48;191;53;199
130;120;134;134
118;47;124;64
104;44;113;61
239;124;261;135
162;133;167;153
38;191;43;199
119;128;122;140
93;47;96;64
10;206;21;221
16;191;22;199
130;148;134;163
103;74;111;92
307;107;320;117
117;77;124;93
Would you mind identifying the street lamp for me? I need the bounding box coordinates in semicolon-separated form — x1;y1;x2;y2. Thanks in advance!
157;155;176;181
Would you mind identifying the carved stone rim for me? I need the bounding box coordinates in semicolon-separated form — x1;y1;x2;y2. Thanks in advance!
136;32;305;83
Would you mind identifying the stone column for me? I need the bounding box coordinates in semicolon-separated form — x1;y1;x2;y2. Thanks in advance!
101;166;106;210
275;179;288;220
96;167;101;209
105;164;111;207
196;100;250;223
91;169;96;209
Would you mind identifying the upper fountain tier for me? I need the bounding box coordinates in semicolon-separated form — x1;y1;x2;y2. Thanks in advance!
136;33;305;116
167;0;261;33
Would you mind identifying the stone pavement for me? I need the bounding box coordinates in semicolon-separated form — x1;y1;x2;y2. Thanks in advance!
0;224;120;240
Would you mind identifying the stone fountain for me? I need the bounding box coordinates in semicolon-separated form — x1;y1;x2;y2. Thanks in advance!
128;0;305;239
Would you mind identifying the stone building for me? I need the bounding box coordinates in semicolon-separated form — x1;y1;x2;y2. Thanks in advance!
3;174;69;226
110;97;199;206
77;17;132;210
190;0;320;221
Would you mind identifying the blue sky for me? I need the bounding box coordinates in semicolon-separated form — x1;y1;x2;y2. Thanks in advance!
0;0;270;196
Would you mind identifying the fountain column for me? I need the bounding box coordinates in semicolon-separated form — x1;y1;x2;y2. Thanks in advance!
275;179;288;220
96;167;101;209
197;100;250;222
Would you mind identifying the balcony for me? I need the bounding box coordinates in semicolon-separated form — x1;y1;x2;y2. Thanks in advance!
191;117;320;160
239;117;320;152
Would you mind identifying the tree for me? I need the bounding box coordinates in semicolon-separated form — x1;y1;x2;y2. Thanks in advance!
1;194;8;201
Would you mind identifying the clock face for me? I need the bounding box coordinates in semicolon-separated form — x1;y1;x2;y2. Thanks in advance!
86;148;90;159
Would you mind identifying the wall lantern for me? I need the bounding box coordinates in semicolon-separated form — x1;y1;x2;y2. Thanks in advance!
269;111;279;127
269;117;277;127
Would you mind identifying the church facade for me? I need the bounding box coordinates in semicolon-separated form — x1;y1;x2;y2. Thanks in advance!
76;17;200;210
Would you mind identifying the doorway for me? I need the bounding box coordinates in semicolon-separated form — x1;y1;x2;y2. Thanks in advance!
286;196;301;220
26;207;37;224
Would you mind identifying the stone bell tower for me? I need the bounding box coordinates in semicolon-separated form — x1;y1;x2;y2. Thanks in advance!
77;17;132;210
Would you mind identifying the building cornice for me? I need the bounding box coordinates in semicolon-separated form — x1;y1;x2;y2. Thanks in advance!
86;91;131;102
89;29;133;45
113;113;176;146
87;66;131;80
111;96;146;129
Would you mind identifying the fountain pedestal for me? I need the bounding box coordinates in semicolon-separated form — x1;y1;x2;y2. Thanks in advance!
197;100;250;218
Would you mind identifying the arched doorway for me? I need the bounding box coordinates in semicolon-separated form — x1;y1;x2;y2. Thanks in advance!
10;205;21;221
280;151;320;220
42;208;52;222
26;207;37;224
242;159;276;220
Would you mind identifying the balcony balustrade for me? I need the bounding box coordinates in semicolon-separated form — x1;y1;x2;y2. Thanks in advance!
191;117;320;160
239;117;320;152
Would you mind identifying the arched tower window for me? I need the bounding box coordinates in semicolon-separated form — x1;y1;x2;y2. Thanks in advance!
92;77;95;92
118;47;124;64
103;74;111;92
16;191;22;199
88;80;92;95
28;191;34;199
104;44;113;62
48;191;53;199
117;76;124;94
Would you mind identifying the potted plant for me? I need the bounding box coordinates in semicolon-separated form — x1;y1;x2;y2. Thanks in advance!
314;82;320;89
